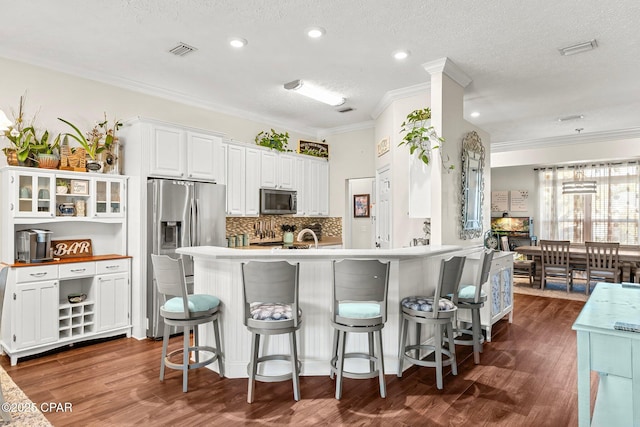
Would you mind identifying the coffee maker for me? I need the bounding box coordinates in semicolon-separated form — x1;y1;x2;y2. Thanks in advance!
15;229;54;263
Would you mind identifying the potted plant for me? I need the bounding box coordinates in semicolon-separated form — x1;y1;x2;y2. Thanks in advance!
398;107;453;170
255;129;291;152
2;95;39;166
32;130;61;169
56;178;69;195
58;113;122;172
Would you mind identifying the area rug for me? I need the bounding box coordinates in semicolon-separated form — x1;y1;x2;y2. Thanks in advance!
0;365;51;426
513;277;589;302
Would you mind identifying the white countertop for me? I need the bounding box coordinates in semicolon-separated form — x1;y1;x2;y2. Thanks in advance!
177;244;468;261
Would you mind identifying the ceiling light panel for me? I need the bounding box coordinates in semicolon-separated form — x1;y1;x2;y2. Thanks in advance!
284;80;345;106
558;39;597;56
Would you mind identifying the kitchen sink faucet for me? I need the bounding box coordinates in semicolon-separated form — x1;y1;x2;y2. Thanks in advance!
297;229;318;249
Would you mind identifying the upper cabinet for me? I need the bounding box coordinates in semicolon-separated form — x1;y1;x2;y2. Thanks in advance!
260;151;295;190
186;131;225;183
300;157;329;217
149;125;185;178
226;142;260;216
145;121;225;183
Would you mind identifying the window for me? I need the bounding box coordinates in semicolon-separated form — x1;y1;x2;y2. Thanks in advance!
537;163;640;244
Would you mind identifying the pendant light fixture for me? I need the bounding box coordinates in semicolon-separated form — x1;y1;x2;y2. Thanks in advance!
562;167;596;195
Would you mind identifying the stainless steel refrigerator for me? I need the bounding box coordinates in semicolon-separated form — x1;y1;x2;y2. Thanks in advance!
146;178;226;338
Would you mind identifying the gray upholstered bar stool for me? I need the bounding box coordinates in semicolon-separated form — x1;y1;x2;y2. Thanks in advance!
398;256;466;389
330;259;391;400
241;260;301;403
453;249;494;364
150;254;224;393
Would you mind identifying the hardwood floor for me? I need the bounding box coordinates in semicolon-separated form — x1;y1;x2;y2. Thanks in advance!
1;293;592;426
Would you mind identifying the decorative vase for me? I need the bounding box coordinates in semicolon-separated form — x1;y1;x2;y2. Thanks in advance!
5;149;19;166
37;153;60;169
283;232;294;245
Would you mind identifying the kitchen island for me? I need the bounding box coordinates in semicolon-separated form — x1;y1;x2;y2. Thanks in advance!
177;244;486;378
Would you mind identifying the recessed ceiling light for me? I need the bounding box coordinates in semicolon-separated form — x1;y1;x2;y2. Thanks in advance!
393;50;410;60
306;27;326;38
229;37;248;48
558;39;597;56
470;111;480;118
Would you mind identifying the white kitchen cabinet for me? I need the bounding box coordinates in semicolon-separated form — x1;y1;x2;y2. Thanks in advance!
245;148;261;215
226;143;260;216
458;251;514;342
96;268;129;332
260;151;296;190
294;157;306;215
93;177;125;218
13;278;59;349
187;131;224;183
148;124;224;182
149;125;185;178
304;158;330;216
1;257;131;365
12;170;55;218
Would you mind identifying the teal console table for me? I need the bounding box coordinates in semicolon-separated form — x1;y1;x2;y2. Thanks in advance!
572;283;640;426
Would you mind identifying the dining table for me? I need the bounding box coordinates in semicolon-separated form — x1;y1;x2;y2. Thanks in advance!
515;244;640;287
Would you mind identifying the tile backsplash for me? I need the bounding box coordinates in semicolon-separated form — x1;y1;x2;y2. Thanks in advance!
226;216;342;243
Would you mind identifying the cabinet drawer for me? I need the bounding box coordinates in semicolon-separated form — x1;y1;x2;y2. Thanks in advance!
15;265;58;283
59;262;96;279
96;259;129;274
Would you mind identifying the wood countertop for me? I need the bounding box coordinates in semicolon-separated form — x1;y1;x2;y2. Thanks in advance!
3;254;131;268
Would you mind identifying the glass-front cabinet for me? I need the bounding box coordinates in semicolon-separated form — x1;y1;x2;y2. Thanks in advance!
93;178;123;217
15;171;55;218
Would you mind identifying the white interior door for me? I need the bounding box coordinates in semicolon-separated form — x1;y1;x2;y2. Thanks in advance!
376;165;392;249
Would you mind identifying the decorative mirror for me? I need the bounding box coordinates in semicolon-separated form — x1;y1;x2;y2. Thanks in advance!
460;131;485;239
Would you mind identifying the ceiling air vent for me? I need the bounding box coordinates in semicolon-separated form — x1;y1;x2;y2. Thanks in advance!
337;107;354;113
169;42;197;57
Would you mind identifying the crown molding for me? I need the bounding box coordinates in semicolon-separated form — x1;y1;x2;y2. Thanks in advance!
422;57;472;88
370;82;431;120
0;51;320;137
317;120;375;138
492;127;640;152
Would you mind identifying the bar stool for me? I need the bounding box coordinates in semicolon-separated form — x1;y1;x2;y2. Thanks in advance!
150;254;224;393
453;249;494;364
330;259;390;400
241;260;301;403
398;256;466;389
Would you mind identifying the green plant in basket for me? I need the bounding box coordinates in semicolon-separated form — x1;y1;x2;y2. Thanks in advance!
398;107;453;170
255;129;291;152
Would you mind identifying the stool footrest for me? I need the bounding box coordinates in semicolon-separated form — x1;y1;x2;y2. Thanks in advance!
453;329;485;346
401;344;455;368
248;354;302;383
165;345;219;371
330;352;381;380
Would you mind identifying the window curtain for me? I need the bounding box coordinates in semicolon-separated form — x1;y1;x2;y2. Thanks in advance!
536;162;640;244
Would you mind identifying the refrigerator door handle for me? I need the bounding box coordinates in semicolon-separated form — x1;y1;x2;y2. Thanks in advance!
190;197;197;247
194;197;200;246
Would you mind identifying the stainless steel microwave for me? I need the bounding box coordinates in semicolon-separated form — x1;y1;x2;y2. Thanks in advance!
260;188;297;215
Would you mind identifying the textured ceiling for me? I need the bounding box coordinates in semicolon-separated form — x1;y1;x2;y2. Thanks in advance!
1;0;639;143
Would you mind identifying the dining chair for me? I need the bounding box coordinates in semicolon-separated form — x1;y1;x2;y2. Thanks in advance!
540;240;573;292
510;237;535;285
585;241;620;295
150;254;224;393
241;260;302;403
